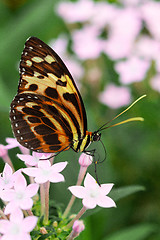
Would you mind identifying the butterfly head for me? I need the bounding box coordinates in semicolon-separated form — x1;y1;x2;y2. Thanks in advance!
92;132;101;142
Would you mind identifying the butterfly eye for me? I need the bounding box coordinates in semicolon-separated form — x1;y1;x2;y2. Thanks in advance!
92;132;101;142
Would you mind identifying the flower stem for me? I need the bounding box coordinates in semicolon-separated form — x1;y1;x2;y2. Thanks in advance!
63;167;86;218
66;206;87;229
44;181;50;224
40;182;50;224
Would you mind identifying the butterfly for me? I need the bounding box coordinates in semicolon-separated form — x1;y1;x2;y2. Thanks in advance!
10;37;102;155
10;37;145;156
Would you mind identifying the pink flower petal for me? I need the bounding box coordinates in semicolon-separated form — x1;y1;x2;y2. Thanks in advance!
22;216;37;232
25;184;39;197
3;163;13;176
38;160;51;169
14;174;27;191
68;186;86;198
82;197;97;209
0;220;10;233
19;198;33;210
51;162;68;172
1;189;15;201
84;173;97;188
4;201;18;215
10;208;23;223
48;173;64;183
97;196;116;208
23;168;39;177
17;154;38;166
34;175;48;184
99;184;114;195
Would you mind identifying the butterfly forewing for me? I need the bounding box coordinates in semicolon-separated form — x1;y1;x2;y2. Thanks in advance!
10;37;88;153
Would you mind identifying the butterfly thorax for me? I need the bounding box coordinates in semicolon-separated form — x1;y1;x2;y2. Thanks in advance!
72;131;101;152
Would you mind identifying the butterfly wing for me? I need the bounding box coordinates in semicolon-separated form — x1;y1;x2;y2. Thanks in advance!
10;37;87;153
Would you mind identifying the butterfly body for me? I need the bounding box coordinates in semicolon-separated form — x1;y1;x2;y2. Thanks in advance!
10;37;101;154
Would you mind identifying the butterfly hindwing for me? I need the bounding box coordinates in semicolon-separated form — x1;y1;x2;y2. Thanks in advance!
10;37;88;153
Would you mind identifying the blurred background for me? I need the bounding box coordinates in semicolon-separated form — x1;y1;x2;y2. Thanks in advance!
0;0;160;239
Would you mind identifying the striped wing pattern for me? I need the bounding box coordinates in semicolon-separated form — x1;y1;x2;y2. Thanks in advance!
10;37;87;153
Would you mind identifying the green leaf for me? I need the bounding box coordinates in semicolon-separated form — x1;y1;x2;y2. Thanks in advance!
103;223;158;240
109;185;145;201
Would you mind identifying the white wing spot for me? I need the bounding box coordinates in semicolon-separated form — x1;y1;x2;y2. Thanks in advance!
20;137;23;140
19;97;24;101
26;60;32;67
27;96;31;99
32;57;44;63
45;55;55;64
15;123;18;127
17;130;20;134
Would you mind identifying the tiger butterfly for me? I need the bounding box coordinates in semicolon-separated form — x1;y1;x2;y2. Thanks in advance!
10;37;145;157
10;37;101;155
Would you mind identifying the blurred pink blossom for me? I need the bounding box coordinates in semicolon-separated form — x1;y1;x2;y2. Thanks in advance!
0;208;37;240
99;84;131;109
57;0;94;23
150;74;160;93
141;1;160;40
72;25;103;60
155;57;160;73
103;8;142;60
91;2;117;29
120;0;145;7
115;57;150;84
134;35;160;60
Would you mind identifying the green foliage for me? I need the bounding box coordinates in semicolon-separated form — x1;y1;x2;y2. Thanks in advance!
103;224;158;240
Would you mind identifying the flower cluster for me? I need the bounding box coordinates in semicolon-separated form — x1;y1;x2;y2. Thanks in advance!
0;138;115;239
55;0;160;108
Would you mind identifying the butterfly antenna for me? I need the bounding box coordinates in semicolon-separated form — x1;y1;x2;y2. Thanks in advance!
94;160;101;186
97;95;146;132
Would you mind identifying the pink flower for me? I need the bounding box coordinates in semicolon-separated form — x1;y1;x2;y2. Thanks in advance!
17;152;52;166
1;173;39;214
23;160;68;184
72;25;102;60
134;35;160;60
0;208;37;240
57;0;94;23
92;2;117;29
99;84;131;109
69;173;116;209
103;8;142;60
141;1;160;40
79;153;92;167
72;220;85;233
115;57;150;84
150;74;160;93
0;163;20;190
